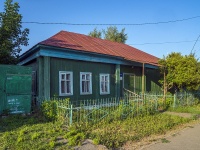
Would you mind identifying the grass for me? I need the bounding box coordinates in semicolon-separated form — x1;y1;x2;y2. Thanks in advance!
0;114;69;150
88;113;190;148
0;113;192;149
168;104;200;114
1;103;199;149
161;138;170;143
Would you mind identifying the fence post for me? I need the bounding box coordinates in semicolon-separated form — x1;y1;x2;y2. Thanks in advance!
69;104;73;126
155;97;158;111
173;94;176;108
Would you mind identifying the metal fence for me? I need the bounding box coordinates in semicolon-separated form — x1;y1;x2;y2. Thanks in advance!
38;92;200;126
0;65;32;115
56;97;158;126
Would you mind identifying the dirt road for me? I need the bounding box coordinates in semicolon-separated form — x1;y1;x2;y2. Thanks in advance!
142;122;200;150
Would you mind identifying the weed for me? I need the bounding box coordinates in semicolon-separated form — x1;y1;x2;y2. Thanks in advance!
168;104;200;114
17;137;24;143
49;140;55;148
1;102;199;149
93;138;100;145
161;138;170;143
88;113;190;148
31;132;41;140
64;124;86;146
172;133;177;137
68;132;85;146
41;100;58;121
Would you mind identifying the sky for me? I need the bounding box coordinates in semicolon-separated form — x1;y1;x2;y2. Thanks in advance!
0;0;200;58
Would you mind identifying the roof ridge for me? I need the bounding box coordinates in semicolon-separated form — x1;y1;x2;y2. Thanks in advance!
38;30;159;66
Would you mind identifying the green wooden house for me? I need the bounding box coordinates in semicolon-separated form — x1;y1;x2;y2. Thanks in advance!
19;31;161;101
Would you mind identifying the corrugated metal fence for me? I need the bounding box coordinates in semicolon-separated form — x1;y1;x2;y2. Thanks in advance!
0;65;32;115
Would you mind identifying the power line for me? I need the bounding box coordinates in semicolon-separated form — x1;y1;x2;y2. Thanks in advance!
191;34;200;53
129;39;199;46
22;15;200;26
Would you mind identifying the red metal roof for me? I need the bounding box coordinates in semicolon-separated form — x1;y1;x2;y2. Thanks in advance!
40;30;159;66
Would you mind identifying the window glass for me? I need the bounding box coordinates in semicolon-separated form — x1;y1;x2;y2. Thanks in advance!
80;72;92;94
100;74;110;94
59;71;73;96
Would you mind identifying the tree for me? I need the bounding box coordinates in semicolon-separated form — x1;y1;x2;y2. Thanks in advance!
88;27;102;38
159;52;200;94
103;26;127;43
0;0;29;64
88;26;128;43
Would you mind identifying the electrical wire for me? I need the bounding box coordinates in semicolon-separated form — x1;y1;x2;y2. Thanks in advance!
130;40;199;46
191;34;200;54
22;15;200;26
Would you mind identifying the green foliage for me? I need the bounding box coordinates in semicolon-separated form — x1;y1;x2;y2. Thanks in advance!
103;26;127;43
49;140;55;148
64;124;86;146
31;132;41;140
1;106;198;149
159;52;200;92
161;138;170;143
40;98;70;123
88;114;190;148
0;0;29;64
68;132;85;146
41;100;58;121
72;98;164;125
0;115;68;150
88;26;128;43
88;27;102;38
168;104;200;115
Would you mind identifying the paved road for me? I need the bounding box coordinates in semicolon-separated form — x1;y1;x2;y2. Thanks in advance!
142;122;200;150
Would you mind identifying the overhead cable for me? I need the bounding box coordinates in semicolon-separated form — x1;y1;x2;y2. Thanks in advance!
191;34;200;54
130;40;199;46
22;15;200;26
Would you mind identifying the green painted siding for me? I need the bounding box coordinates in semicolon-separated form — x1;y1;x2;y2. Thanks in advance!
38;57;44;99
50;58;116;101
27;57;161;101
145;68;162;93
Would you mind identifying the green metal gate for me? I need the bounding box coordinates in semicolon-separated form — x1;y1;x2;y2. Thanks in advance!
0;65;32;114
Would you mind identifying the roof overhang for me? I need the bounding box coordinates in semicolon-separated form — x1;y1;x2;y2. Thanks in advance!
19;44;159;69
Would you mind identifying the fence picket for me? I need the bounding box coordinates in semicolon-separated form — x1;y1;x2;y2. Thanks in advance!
39;92;200;126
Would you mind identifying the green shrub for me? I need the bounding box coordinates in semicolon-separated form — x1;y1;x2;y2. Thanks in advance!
41;100;58;121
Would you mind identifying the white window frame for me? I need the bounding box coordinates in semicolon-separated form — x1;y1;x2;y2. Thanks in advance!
59;71;73;96
100;74;110;95
80;72;92;95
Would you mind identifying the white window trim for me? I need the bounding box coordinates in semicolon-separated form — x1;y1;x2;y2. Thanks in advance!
59;71;73;96
80;72;92;95
100;74;110;95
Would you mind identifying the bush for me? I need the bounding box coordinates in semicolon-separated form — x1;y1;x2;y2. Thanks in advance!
41;100;58;121
40;98;70;123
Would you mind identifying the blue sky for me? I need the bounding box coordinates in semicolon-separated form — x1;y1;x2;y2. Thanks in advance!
1;0;200;58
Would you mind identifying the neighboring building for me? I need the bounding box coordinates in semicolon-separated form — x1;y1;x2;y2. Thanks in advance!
19;30;161;101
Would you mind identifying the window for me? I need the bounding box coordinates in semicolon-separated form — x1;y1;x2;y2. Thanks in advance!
100;74;110;94
80;72;92;95
59;71;73;96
